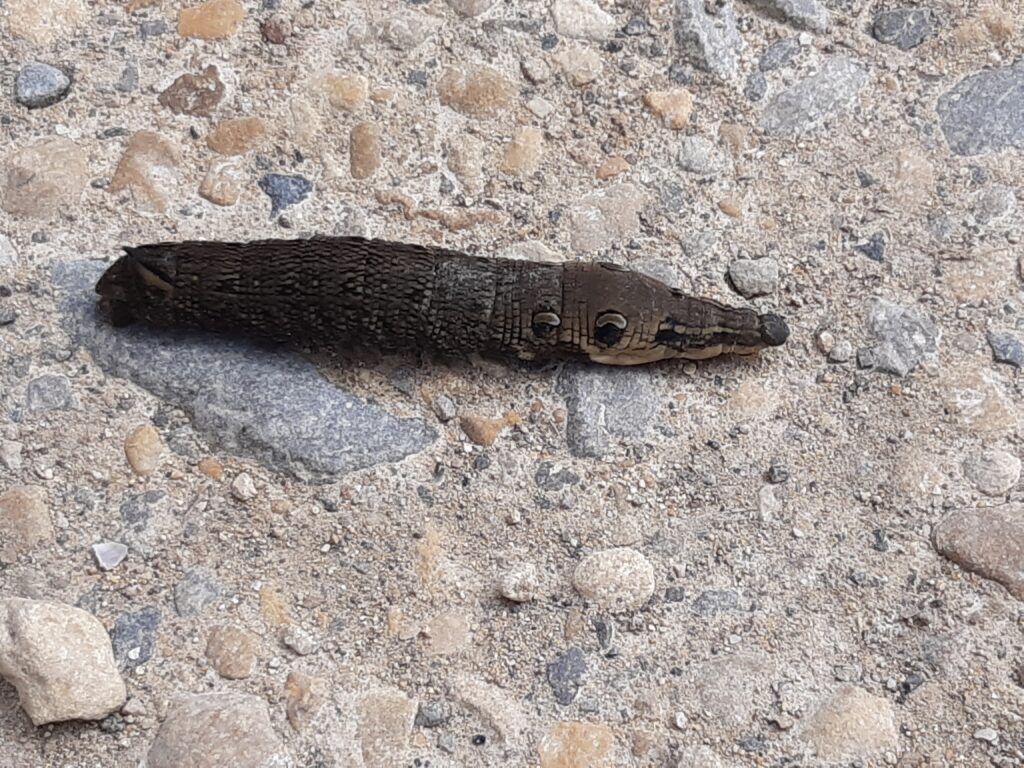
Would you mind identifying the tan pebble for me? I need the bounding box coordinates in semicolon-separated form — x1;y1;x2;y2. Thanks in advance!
370;87;396;102
423;612;470;655
438;66;515;118
6;0;83;46
891;147;934;209
259;583;293;626
572;547;655;611
459;413;511;446
596;156;630;179
555;46;602;86
158;66;225;117
124;424;163;476
980;7;1015;40
205;626;259;679
284;671;327;732
802;685;897;761
0;485;53;564
325;73;368;112
350;122;381;179
356;690;418;763
718;198;742;218
718;122;754;156
270;499;291;515
178;0;246;39
199;158;245;206
260;12;291;43
1;137;88;220
499;126;543;175
197;457;225;480
563;606;585;641
108;131;181;213
206;117;268;155
643;88;693;130
446;134;485;193
539;721;615;768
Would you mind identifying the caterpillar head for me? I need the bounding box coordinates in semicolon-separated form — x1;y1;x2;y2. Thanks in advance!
95;246;177;327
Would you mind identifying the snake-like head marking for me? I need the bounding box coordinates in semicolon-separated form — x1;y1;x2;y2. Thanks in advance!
95;246;178;326
758;313;789;347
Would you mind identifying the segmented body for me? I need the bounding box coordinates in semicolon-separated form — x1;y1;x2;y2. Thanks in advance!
95;236;789;365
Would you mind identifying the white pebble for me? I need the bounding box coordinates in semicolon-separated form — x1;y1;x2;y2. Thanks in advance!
92;541;128;571
230;472;257;501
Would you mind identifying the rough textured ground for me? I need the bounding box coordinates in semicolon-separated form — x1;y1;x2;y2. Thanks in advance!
1;0;1023;766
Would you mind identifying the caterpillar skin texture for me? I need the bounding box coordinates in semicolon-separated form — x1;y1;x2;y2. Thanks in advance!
94;236;790;366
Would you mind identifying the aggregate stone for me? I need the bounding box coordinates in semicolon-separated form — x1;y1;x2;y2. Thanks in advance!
937;60;1024;156
987;331;1024;367
672;0;744;81
872;7;935;50
558;366;659;458
760;57;867;136
547;647;587;705
746;0;829;32
859;297;939;377
933;505;1024;600
14;63;71;109
258;173;312;217
110;606;161;670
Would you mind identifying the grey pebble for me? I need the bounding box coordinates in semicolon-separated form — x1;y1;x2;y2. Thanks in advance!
760;57;868;137
432;394;457;422
937;60;1024;156
759;37;799;71
15;63;71;109
974;185;1017;225
744;71;767;102
859;297;939;377
853;232;886;262
728;258;779;298
92;541;128;570
672;0;744;81
987;331;1023;368
111;606;161;670
138;19;170;38
415;700;451;728
173;568;223;617
114;66;138;94
534;461;580;491
26;374;73;415
53;261;436;481
872;8;934;50
281;626;319;656
676;135;722;176
547;647;587;705
0;306;17;326
828;340;853;363
691;589;752;616
258;173;313;217
558;367;659;458
746;0;829;32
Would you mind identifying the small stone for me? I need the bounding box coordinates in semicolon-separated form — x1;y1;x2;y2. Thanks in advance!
199;158;245;206
937;60;1024;156
158;66;225;117
860;297;939;377
761;57;868;137
522;56;551;84
258;173;312;216
676;135;722;175
974;185;1017;225
547;647;587;705
14;63;71;109
1;137;88;220
643;88;694;130
26;374;73;414
414;700;451;728
853;232;886;262
173;568;222;617
747;0;828;32
115;65;139;93
974;727;999;744
801;685;897;762
872;8;935;50
567;183;645;253
964;449;1020;496
572;547;655;611
596;156;630;180
933;504;1024;600
759;37;799;71
145;692;286;767
718;198;742;218
177;0;246;39
432;395;457;422
231;472;258;501
92;541;129;570
207;117;268;156
0;441;24;471
350;122;382;180
539;721;614;767
109;131;182;213
325;73;368;112
198;457;225;480
942;368;1016;436
744;71;767;101
205;626;259;679
500;126;543;175
381;11;441;50
555;45;603;87
284;670;327;732
281;625;319;655
110;607;160;670
0;486;52;564
447;134;485;193
691;589;751;616
535;462;580;492
672;0;743;81
460;413;512;446
438;66;514;118
497;562;540;603
987;331;1024;367
356;689;418;768
728;258;779;297
551;0;615;41
260;12;291;43
828;340;853;363
0;599;126;725
423;612;471;655
6;0;84;46
0;235;18;269
124;423;163;476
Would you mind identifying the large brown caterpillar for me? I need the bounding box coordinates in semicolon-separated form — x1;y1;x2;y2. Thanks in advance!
94;236;789;365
